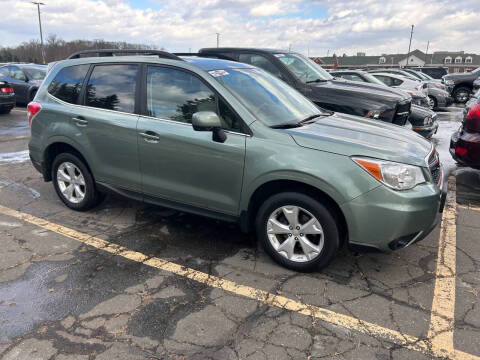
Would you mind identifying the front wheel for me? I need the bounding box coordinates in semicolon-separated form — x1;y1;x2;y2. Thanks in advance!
52;153;104;211
428;96;437;110
453;87;470;103
255;192;340;272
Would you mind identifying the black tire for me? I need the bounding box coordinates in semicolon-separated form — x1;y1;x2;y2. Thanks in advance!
428;96;437;110
255;192;340;272
453;87;470;103
0;108;11;115
52;153;104;211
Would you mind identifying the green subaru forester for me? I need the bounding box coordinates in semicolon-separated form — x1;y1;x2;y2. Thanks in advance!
28;50;446;271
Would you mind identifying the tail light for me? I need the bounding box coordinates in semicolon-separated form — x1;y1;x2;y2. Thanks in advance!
455;147;468;156
0;87;14;93
27;101;42;127
464;104;480;133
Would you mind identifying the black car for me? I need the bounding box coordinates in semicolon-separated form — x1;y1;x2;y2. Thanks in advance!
411;67;448;80
0;64;46;104
330;70;438;139
442;67;480;103
194;48;412;126
0;80;15;114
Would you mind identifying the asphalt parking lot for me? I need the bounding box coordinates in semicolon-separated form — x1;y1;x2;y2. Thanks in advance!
0;106;479;360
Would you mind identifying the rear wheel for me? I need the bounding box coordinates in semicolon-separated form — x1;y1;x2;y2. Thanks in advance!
29;89;37;102
255;192;340;272
428;96;437;110
453;87;470;103
52;153;104;211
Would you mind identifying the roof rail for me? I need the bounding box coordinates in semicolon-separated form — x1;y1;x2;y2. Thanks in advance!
67;49;183;61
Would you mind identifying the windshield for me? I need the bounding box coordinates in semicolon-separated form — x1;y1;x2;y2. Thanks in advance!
23;66;46;80
472;67;480;75
361;72;387;86
275;53;333;83
212;67;324;127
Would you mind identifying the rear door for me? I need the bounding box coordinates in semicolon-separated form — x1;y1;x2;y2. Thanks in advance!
137;65;246;215
72;63;141;191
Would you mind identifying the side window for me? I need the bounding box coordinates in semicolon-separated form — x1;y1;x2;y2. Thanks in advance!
48;64;90;104
342;74;365;82
392;78;403;86
85;64;138;113
238;53;283;79
374;75;391;86
146;66;216;124
0;67;8;77
8;66;26;81
218;98;243;132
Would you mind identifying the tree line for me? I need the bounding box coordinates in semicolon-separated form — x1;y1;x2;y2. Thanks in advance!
0;35;162;64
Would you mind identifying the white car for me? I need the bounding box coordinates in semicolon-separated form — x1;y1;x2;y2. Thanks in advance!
372;72;429;107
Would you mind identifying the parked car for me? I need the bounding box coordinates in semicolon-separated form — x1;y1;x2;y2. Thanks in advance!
330;70;438;138
411;67;448;80
195;48;413;127
450;104;480;169
369;69;452;109
0;64;46;104
371;72;451;110
443;67;480;103
28;49;446;271
0;80;15;114
473;78;480;91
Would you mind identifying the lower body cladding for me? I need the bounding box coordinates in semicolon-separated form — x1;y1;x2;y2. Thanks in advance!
450;127;480;169
0;94;15;113
340;181;446;252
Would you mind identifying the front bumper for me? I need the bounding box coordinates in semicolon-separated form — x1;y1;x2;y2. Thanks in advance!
412;120;439;139
341;181;445;252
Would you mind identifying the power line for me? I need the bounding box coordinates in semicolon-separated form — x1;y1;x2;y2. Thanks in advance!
32;2;46;64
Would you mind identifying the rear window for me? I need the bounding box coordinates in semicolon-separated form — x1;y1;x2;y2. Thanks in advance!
48;65;89;104
85;64;138;113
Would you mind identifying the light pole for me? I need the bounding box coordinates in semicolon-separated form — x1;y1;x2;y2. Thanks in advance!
406;24;414;68
215;33;220;48
32;2;45;64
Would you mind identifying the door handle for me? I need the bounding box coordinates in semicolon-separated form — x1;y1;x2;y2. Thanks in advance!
73;117;88;127
139;132;160;142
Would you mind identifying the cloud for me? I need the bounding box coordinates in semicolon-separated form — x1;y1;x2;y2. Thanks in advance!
1;0;480;57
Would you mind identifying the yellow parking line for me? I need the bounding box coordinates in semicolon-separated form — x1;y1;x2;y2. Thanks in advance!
0;199;477;360
428;175;457;353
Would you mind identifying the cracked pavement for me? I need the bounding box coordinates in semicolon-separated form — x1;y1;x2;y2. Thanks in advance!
0;107;479;359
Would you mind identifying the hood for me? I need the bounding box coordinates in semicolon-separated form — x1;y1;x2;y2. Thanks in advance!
285;113;432;167
309;79;411;109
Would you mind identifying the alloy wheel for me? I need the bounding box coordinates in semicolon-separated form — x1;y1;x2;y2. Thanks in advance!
428;97;435;110
456;90;469;103
57;162;86;204
266;205;324;263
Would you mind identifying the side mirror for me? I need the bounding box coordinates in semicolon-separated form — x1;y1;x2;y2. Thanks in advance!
192;111;227;143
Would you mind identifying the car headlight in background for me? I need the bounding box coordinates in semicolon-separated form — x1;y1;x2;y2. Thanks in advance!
364;109;382;119
444;79;454;86
352;157;426;190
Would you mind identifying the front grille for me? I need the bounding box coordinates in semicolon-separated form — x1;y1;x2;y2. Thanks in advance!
428;149;441;187
393;101;411;126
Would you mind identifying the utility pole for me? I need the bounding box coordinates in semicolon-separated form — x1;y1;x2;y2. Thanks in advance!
406;24;414;68
424;40;429;64
215;33;220;48
32;2;46;64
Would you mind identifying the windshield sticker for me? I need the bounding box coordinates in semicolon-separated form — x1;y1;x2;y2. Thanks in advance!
209;70;229;77
274;54;285;57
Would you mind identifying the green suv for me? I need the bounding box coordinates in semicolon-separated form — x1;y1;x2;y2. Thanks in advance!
28;50;446;271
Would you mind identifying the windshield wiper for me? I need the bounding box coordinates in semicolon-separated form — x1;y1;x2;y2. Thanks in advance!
306;79;328;84
298;112;333;124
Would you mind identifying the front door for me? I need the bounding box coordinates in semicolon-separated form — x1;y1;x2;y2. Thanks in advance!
137;65;246;216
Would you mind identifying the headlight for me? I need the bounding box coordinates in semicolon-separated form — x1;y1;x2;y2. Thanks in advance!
445;79;454;85
364;109;382;119
352;157;426;190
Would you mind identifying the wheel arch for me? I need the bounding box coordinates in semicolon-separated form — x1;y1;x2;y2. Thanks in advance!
43;141;93;182
241;179;348;247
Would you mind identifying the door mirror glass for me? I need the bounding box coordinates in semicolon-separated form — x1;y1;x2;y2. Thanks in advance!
192;111;222;131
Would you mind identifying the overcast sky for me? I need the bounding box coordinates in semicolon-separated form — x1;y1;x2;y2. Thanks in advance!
1;0;479;56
